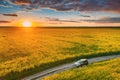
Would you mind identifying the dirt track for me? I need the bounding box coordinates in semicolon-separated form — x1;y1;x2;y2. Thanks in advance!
22;54;120;80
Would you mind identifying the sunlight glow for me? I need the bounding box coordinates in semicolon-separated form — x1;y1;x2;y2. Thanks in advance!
22;21;32;27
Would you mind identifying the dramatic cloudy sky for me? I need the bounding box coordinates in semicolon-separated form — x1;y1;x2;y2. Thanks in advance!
0;0;120;27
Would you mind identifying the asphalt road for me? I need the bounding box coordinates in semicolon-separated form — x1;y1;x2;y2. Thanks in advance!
22;54;120;80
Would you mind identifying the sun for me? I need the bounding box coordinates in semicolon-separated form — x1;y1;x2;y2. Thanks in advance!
22;21;32;27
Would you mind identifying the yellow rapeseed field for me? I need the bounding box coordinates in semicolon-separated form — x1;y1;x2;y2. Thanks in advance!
43;58;120;80
0;28;120;79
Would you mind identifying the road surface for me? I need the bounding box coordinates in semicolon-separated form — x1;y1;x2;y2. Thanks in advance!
22;54;120;80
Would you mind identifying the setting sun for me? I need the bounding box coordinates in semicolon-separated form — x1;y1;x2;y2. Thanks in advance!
22;21;32;27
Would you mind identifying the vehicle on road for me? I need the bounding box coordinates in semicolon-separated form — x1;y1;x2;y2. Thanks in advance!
74;59;88;67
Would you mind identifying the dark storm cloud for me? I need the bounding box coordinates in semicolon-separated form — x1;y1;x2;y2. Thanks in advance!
0;20;11;23
2;13;18;17
83;17;120;23
6;0;120;13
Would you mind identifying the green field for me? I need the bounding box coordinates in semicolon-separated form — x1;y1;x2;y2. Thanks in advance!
0;28;120;80
43;58;120;80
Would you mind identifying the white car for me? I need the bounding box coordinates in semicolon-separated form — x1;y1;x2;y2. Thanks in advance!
74;59;88;67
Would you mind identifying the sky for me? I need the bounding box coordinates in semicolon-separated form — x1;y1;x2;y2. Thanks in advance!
0;0;120;27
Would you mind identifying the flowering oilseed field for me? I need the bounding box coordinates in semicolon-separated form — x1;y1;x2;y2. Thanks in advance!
43;58;120;80
0;28;120;80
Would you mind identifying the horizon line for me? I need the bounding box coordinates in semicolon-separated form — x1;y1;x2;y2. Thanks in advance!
0;26;120;28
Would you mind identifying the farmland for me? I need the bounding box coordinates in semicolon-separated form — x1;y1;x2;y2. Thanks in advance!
0;28;120;80
43;58;120;80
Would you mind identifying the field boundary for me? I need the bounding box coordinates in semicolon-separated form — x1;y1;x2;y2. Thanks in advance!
1;51;120;80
